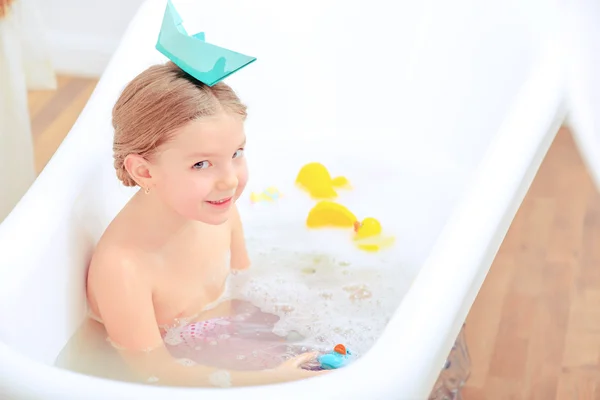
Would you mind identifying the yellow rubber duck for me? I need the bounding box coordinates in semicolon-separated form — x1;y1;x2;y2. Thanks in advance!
295;162;351;199
306;201;394;252
352;217;395;252
306;201;357;228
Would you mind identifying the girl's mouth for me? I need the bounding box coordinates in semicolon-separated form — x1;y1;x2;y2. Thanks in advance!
206;197;233;207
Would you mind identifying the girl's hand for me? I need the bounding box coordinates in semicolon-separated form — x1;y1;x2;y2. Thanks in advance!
266;352;331;383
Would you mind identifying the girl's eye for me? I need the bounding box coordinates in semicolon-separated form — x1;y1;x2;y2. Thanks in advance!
193;160;211;169
233;148;245;159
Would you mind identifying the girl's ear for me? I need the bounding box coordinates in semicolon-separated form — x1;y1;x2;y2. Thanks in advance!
124;154;153;189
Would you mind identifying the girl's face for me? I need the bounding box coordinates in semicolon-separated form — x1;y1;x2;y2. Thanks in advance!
146;113;248;225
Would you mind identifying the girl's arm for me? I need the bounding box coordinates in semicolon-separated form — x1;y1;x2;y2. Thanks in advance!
118;342;325;387
88;250;164;352
230;202;250;271
89;248;324;387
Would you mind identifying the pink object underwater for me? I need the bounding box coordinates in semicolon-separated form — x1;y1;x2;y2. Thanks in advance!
163;300;317;371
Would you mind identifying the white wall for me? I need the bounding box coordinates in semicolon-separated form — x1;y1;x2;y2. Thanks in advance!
34;0;145;76
564;0;600;193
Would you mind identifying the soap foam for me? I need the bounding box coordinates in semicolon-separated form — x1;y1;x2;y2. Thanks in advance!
222;184;416;358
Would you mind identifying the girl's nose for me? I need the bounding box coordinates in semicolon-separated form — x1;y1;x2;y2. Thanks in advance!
216;170;238;192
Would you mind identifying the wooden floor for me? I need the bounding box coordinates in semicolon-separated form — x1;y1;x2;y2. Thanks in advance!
462;127;600;399
28;75;98;173
28;76;600;399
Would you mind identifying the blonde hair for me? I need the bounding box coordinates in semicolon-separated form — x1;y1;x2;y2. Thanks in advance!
112;61;247;187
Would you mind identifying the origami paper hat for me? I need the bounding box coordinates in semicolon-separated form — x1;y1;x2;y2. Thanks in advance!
156;0;256;86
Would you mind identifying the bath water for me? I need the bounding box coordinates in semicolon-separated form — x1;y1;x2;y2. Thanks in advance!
55;235;411;385
54;180;467;394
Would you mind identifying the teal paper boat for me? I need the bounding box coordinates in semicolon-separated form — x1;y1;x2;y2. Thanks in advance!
155;0;257;86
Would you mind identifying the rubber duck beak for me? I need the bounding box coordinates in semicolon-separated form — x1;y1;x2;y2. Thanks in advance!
353;221;361;232
334;344;347;355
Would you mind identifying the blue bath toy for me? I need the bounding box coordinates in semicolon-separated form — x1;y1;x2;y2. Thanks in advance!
156;0;257;86
317;344;352;370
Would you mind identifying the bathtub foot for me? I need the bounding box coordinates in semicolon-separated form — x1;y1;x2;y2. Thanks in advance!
428;323;471;400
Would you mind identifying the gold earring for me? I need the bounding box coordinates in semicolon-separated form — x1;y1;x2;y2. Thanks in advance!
144;187;150;194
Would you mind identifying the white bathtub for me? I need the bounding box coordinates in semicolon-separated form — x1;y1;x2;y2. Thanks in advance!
0;0;570;398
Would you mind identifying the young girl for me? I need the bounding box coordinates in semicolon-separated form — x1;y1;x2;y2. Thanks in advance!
86;61;327;387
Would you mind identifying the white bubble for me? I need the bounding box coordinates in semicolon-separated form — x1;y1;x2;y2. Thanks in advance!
175;358;197;367
223;208;414;358
209;370;232;388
